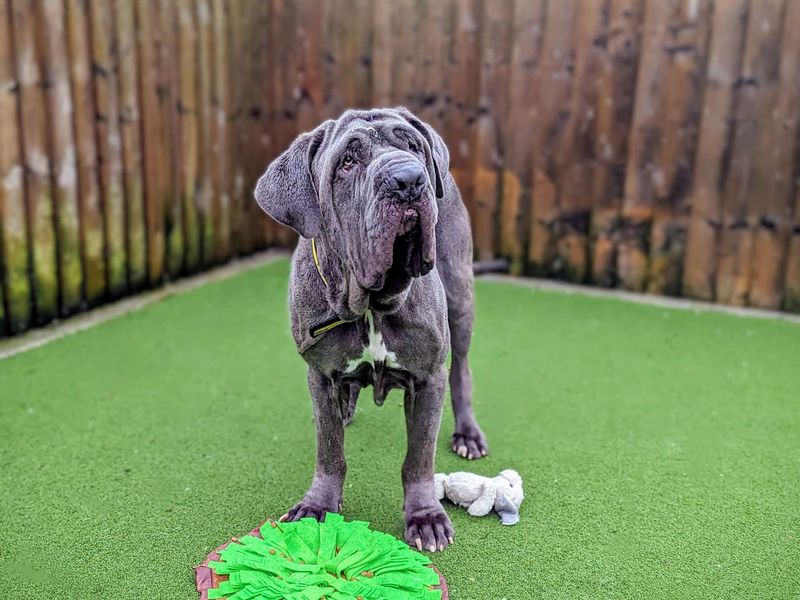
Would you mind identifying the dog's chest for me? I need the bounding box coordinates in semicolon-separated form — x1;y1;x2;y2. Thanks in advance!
344;310;401;372
306;309;411;407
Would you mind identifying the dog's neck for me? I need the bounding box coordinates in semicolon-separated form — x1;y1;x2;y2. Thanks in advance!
310;236;369;322
310;236;410;319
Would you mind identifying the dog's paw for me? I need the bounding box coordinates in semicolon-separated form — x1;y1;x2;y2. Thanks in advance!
451;425;489;460
279;499;341;523
404;504;454;552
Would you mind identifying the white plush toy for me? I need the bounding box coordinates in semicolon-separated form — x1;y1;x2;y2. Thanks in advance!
434;469;524;525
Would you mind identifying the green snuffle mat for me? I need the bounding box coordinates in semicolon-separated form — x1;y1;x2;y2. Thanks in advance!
194;514;448;600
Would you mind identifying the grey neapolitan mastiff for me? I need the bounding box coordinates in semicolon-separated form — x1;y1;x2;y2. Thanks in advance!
255;107;487;552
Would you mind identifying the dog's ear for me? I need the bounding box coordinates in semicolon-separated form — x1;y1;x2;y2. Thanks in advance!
394;107;449;199
254;120;333;238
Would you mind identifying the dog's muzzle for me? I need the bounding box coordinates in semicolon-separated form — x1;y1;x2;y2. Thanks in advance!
386;161;426;204
358;154;438;293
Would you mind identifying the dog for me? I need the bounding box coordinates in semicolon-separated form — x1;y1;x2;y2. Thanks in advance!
254;107;488;552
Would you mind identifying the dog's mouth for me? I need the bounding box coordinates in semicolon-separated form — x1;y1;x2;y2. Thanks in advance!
366;218;435;312
395;208;433;277
361;199;436;294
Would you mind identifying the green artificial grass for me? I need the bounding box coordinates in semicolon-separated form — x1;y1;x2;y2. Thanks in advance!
0;259;798;599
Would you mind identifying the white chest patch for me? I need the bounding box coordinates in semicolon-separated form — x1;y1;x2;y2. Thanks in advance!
345;310;401;373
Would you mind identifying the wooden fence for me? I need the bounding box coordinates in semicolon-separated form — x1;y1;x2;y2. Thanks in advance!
1;0;799;337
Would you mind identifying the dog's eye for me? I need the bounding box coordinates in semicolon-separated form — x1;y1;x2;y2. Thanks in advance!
341;154;354;172
408;141;419;154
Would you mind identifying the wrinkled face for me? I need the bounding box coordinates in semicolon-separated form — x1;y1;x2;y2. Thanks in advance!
313;115;439;301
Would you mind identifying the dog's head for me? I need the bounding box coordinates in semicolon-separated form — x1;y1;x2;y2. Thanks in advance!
255;108;448;314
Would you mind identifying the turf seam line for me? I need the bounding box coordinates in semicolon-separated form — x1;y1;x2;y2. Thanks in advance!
0;250;291;361
478;274;800;325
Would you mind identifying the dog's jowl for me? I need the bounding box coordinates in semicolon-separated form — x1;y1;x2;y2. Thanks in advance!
255;108;488;552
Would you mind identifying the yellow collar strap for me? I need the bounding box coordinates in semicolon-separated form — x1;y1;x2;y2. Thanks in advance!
311;238;329;286
309;237;347;338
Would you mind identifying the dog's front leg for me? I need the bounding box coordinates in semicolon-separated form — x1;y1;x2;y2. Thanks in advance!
281;367;345;522
402;366;454;552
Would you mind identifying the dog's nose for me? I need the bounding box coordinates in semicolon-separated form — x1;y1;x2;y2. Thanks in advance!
389;163;426;201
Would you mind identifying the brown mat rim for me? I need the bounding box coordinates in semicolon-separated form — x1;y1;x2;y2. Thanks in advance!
194;520;449;600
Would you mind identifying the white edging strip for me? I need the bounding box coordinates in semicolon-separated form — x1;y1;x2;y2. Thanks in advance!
478;274;800;325
0;250;290;362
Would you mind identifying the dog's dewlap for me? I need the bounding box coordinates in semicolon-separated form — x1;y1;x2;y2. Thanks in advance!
206;514;443;599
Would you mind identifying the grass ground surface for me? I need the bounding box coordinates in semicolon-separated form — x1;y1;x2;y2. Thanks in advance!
1;259;798;599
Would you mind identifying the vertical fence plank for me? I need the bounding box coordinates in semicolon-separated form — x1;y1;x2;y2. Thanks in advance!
590;0;643;287
240;0;267;249
0;0;32;333
282;0;305;149
319;0;335;118
224;0;241;254
527;0;579;274
295;0;326;133
446;0;482;240
114;0;147;289
716;0;785;305
418;0;453;134
90;0;127;296
210;0;230;262
268;0;296;247
682;0;748;301
471;0;513;261
616;0;670;290
321;0;343;119
65;0;106;306
40;0;83;314
645;0;712;296
227;0;250;255
322;0;372;113
372;0;392;107
250;0;273;248
193;0;216;264
550;0;608;282
269;0;291;141
9;0;59;322
352;0;373;109
160;0;184;276
747;0;800;309
617;0;710;293
390;0;419;110
335;0;358;108
502;0;546;275
408;0;430;114
177;0;201;269
135;0;165;281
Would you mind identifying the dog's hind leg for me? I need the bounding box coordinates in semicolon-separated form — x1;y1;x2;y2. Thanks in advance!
436;179;489;460
281;368;346;522
447;293;489;459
